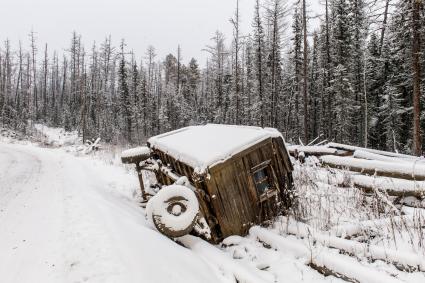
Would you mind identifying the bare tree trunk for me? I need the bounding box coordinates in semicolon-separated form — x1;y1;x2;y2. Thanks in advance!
61;56;67;110
30;31;38;120
231;0;241;124
254;0;264;128
43;44;48;120
26;55;31;116
15;42;23;117
176;45;181;96
379;0;390;55
80;50;87;143
51;52;57;124
412;0;423;156
4;40;12;125
302;0;309;143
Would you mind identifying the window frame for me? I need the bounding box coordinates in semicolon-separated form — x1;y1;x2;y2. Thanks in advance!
251;160;278;202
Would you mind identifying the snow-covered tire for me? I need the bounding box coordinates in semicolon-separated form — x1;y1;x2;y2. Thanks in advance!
146;185;199;238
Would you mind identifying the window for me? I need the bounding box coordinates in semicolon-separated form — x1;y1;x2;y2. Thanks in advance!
253;167;270;195
251;160;278;201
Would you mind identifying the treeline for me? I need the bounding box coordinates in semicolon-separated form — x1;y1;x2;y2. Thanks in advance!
0;0;423;155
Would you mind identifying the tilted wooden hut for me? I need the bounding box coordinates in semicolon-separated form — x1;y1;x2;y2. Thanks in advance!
122;124;293;243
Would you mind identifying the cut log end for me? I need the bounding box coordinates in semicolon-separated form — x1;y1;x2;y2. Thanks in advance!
121;146;151;164
121;153;150;165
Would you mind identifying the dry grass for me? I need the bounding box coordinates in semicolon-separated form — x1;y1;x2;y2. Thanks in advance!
290;157;425;255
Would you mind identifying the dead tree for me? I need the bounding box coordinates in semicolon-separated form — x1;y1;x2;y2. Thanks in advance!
42;44;48;120
253;0;265;127
30;30;38;120
231;0;241;124
379;0;391;54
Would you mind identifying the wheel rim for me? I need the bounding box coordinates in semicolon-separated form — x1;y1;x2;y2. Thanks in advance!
147;185;199;238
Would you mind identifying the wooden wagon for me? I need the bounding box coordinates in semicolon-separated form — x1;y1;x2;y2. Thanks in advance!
122;124;294;243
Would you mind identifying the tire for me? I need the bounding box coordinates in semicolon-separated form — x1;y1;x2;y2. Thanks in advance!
146;185;199;238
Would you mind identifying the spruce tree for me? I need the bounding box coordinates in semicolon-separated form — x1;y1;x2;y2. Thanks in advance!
118;40;131;143
330;0;354;142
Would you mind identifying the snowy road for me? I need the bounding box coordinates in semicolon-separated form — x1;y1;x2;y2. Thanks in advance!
0;143;220;283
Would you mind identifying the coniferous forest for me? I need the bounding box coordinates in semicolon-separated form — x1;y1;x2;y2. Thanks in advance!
0;0;424;155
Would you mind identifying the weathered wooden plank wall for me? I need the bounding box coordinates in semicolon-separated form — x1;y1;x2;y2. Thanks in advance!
206;137;291;239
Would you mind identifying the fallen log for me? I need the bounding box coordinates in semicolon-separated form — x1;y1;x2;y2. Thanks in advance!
308;263;358;283
398;197;425;209
311;166;425;198
320;155;425;181
353;150;411;163
329;216;419;238
327;143;424;162
250;226;404;283
287;145;350;157
278;217;425;272
179;235;270;283
351;174;425;198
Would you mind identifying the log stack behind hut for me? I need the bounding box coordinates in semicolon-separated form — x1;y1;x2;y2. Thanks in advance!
291;141;425;200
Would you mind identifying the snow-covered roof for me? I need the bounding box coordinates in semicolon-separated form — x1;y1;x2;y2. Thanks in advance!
148;124;282;173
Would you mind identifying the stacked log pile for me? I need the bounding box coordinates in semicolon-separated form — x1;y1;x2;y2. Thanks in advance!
286;143;425;279
289;143;425;199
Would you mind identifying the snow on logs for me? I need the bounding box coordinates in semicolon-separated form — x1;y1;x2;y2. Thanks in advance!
329;216;421;238
249;227;404;283
179;235;271;283
350;174;425;197
320;155;425;181
353;150;412;163
277;218;425;272
287;145;349;157
292;144;425;197
327;143;424;162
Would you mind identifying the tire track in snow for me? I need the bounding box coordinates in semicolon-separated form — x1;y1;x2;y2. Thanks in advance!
0;146;42;212
0;143;63;283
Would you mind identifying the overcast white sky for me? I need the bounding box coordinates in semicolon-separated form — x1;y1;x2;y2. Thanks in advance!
0;0;323;64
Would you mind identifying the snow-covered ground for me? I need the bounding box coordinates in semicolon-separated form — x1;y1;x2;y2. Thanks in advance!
33;124;80;147
0;142;223;283
1;125;424;283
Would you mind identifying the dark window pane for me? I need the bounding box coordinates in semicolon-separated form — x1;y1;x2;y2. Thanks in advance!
256;180;269;195
253;168;270;195
254;169;267;182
